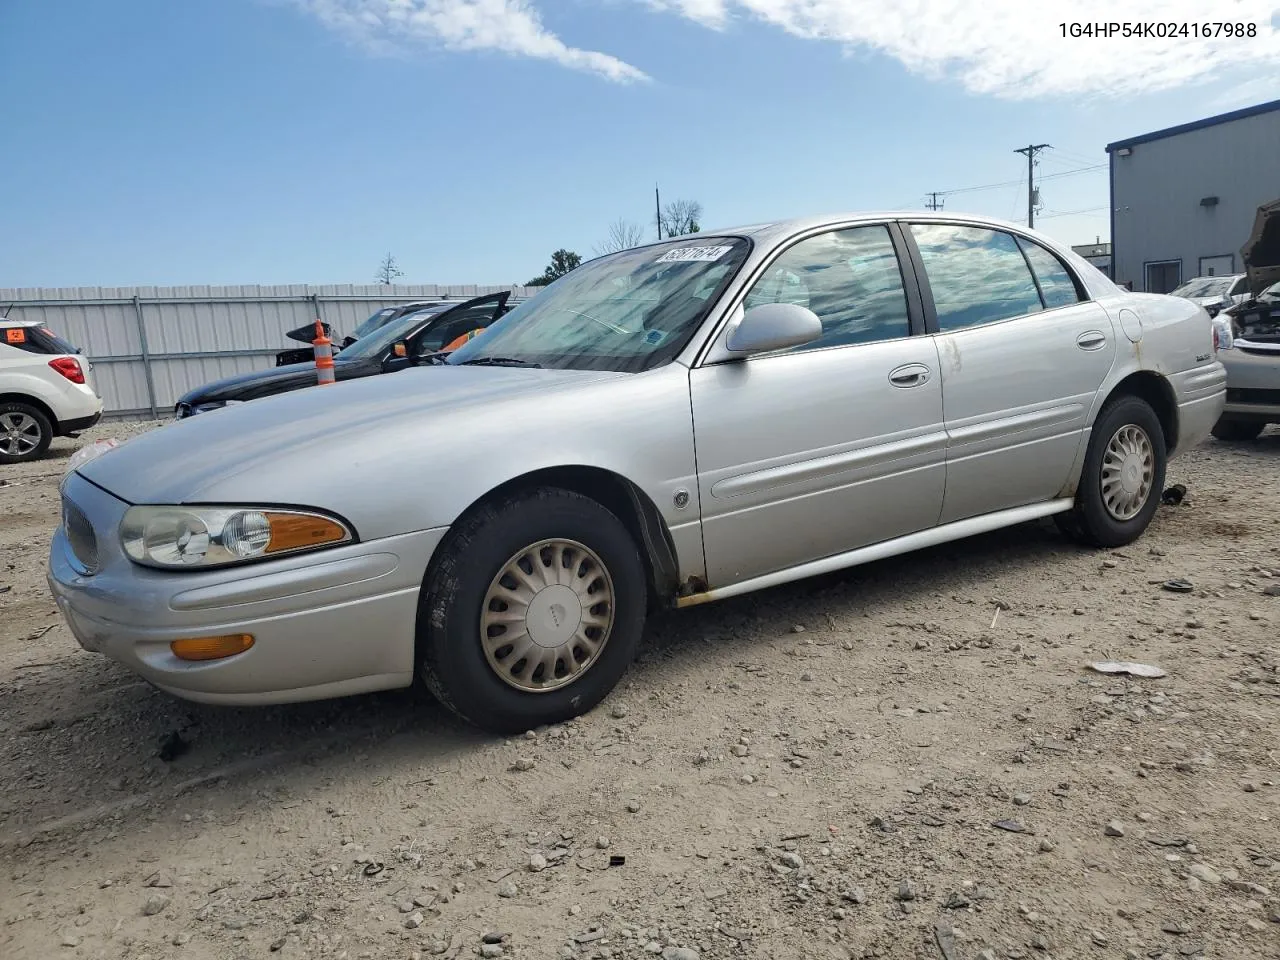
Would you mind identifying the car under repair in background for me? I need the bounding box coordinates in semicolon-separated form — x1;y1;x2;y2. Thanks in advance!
1213;198;1280;441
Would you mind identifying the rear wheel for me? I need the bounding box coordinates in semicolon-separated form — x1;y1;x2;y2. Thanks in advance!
418;487;646;734
1211;417;1264;442
1063;395;1166;548
0;402;53;464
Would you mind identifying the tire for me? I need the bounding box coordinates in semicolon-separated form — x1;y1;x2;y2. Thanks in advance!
0;402;53;465
418;487;647;734
1064;395;1167;548
1211;417;1264;442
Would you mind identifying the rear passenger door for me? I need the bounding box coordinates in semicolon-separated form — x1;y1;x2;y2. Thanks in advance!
903;222;1117;524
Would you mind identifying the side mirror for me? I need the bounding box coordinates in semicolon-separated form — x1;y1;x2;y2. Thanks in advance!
382;354;413;374
725;302;823;356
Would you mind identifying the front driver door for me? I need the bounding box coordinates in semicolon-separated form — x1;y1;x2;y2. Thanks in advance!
690;223;948;588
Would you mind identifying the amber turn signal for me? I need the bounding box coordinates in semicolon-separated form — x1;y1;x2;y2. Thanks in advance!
170;634;255;661
264;513;348;553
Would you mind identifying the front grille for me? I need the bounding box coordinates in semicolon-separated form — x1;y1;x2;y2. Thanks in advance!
62;496;99;574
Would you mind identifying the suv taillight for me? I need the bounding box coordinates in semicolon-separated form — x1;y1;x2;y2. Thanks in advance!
49;357;85;384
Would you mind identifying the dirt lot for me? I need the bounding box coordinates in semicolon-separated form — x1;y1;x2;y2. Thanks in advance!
1;421;1278;960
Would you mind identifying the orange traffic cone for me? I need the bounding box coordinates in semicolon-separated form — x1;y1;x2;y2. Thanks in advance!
313;320;335;386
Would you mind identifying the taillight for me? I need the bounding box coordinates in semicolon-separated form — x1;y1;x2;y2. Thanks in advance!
49;357;85;384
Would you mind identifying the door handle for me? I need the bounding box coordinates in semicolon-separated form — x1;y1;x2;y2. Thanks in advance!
1076;331;1107;351
889;363;931;388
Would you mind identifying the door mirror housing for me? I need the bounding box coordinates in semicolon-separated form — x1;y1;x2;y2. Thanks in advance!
382;353;414;374
725;302;823;356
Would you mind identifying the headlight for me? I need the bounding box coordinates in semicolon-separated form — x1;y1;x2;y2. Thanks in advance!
120;505;353;569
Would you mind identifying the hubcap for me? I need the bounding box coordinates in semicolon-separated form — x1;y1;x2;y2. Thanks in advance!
0;413;41;457
1101;423;1154;521
480;539;615;693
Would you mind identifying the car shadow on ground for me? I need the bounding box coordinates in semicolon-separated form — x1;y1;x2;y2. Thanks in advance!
1;515;1090;847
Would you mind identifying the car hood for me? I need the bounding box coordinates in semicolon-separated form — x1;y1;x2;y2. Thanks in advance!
81;365;626;505
1241;198;1280;296
176;358;379;406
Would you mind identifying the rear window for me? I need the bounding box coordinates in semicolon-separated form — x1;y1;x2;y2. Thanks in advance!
2;325;81;355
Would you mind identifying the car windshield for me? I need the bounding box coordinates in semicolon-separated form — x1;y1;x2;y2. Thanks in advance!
1259;281;1280;302
446;237;751;372
1172;277;1232;298
348;306;401;342
339;307;448;360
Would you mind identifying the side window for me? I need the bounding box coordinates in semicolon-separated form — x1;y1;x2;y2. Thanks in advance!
743;225;910;352
910;224;1043;331
413;304;500;354
1017;238;1084;309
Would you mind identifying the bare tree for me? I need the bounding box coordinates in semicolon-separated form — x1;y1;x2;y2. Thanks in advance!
658;199;703;238
595;218;645;256
375;252;405;285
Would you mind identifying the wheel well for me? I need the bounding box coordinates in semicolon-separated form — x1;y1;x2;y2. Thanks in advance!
1104;372;1178;454
454;466;683;609
0;393;58;431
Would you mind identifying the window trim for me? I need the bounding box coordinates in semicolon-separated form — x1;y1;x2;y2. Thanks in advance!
695;220;926;366
1143;258;1183;294
900;221;1092;336
1016;234;1089;308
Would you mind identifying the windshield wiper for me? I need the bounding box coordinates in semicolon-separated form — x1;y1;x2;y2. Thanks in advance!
457;356;542;368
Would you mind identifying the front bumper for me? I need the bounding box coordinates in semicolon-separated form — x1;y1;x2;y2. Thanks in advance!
1220;345;1280;421
47;472;447;705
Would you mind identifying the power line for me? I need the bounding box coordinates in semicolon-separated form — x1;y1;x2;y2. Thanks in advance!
924;191;944;211
937;163;1106;197
1038;205;1108;220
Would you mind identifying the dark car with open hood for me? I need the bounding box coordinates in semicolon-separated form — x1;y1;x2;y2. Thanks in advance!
1212;199;1280;441
175;292;512;419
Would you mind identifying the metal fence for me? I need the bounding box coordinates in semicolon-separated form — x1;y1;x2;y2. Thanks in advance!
0;284;541;419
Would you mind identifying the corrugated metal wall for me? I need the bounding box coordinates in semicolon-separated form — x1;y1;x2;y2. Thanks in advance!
1111;106;1280;291
0;284;540;418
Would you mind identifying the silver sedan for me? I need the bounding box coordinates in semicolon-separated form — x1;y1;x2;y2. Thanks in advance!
49;212;1227;733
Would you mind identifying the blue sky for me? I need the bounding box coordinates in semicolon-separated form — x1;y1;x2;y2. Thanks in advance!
2;0;1278;288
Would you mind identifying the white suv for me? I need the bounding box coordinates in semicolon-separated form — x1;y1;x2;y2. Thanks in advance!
0;319;104;464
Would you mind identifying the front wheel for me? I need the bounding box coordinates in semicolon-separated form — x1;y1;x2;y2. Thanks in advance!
1211;417;1264;442
1064;396;1167;548
418;487;647;734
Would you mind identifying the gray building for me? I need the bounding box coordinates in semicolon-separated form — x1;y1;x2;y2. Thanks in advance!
1107;98;1280;293
1071;240;1111;278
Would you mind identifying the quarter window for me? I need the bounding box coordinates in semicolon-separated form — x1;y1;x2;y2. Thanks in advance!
1017;238;1083;309
743;225;910;351
910;224;1043;331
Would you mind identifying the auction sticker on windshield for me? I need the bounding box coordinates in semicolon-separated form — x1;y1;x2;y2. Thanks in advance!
655;245;734;263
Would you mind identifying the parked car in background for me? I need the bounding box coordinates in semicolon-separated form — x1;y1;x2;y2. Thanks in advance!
176;292;512;418
274;296;525;366
51;212;1225;733
0;319;102;464
1212;198;1280;440
1169;274;1250;317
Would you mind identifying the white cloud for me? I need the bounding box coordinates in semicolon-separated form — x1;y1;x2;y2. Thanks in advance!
292;0;649;83
643;0;1280;98
291;0;1280;97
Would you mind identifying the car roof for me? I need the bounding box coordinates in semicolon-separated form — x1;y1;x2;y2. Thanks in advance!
659;210;1081;246
0;318;43;328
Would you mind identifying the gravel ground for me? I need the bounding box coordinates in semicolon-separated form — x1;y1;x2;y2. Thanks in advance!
1;421;1278;960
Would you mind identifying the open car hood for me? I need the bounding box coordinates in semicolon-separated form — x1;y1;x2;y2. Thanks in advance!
285;321;335;345
1241;198;1280;297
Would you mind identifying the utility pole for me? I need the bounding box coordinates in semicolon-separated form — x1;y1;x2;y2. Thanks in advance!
655;184;662;241
924;192;944;211
1014;143;1050;228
